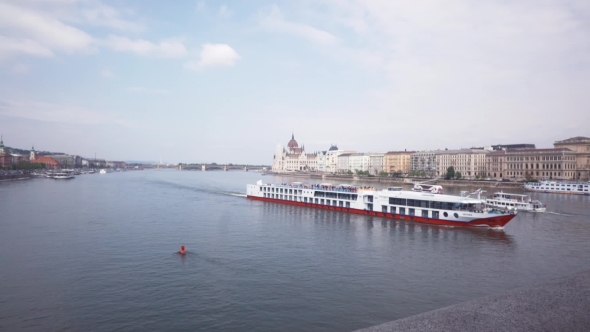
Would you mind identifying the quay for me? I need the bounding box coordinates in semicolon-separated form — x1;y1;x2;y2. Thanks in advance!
354;269;590;332
0;174;32;182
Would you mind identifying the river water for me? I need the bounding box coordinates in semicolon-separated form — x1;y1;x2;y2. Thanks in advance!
1;170;589;331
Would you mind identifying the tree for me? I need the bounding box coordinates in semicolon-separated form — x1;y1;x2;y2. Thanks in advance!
378;171;389;177
445;166;455;180
456;171;462;179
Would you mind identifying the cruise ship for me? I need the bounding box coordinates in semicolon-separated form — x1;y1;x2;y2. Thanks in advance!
246;181;517;228
524;180;590;195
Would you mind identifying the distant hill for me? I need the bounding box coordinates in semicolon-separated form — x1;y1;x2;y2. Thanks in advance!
5;146;65;156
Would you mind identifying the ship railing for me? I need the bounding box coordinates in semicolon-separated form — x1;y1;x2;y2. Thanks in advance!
264;183;368;193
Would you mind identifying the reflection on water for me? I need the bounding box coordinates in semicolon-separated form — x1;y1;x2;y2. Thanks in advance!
0;171;588;332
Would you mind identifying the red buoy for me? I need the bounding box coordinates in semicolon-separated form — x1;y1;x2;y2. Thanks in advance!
180;245;186;255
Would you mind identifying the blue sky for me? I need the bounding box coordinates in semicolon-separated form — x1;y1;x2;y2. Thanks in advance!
0;0;589;164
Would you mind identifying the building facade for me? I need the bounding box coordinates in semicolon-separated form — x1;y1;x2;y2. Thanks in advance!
410;151;437;176
368;153;385;175
271;134;318;172
486;148;576;181
384;151;414;174
348;153;370;173
337;153;352;173
554;136;590;181
436;149;489;178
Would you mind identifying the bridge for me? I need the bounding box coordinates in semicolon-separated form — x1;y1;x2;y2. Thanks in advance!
178;163;269;172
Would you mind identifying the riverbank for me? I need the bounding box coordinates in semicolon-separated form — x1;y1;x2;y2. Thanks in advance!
0;174;32;182
266;173;524;189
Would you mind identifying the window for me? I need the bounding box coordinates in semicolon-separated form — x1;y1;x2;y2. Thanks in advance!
433;211;439;219
409;208;415;216
390;206;396;213
443;212;448;217
400;207;406;215
422;210;428;218
382;205;387;213
346;202;350;208
407;199;416;207
454;213;459;218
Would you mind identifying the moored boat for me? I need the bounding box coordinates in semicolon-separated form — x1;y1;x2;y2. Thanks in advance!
485;191;546;212
524;180;590;195
52;172;74;179
247;181;516;228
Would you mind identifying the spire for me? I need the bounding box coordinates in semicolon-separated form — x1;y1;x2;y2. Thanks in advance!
0;135;3;147
292;132;294;140
31;145;35;151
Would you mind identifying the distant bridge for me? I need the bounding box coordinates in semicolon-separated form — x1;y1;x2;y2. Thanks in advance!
178;164;269;172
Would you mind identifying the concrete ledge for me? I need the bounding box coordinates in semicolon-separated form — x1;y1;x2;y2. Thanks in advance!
354;269;590;332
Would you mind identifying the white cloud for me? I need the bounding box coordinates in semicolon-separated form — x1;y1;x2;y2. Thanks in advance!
219;5;232;18
78;1;144;32
0;36;54;59
0;2;94;55
129;87;169;94
103;35;188;58
101;69;114;78
184;43;240;71
258;5;338;45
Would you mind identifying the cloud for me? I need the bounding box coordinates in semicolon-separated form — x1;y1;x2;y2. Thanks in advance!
103;35;188;58
219;5;232;18
184;43;240;71
0;2;94;55
258;5;338;45
101;69;114;78
129;87;169;94
0;36;54;59
0;1;181;61
0;98;108;125
78;1;144;32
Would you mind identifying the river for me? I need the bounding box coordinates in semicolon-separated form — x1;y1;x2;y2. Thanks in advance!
1;170;589;331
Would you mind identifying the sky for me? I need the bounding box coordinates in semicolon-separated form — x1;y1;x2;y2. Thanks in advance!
0;0;589;164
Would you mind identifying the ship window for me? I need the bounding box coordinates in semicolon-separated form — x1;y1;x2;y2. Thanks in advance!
382;205;387;213
400;207;406;215
433;211;440;219
420;200;429;208
422;210;428;218
339;201;343;207
409;208;415;216
443;212;448;217
326;199;330;205
454;213;459;218
346;202;350;208
304;197;307;203
315;198;318;204
431;201;442;209
407;199;416;207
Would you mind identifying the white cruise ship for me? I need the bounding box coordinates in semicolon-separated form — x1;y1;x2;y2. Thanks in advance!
247;181;517;228
524;180;590;195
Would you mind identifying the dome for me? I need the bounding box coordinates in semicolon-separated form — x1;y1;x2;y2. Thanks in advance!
328;145;338;151
287;133;298;149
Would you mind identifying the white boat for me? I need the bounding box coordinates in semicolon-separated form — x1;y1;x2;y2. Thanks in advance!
52;172;74;179
412;183;444;194
247;181;516;228
485;192;546;213
524;180;590;195
99;169;107;174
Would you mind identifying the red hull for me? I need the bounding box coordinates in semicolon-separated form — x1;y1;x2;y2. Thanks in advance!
247;195;515;228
